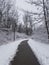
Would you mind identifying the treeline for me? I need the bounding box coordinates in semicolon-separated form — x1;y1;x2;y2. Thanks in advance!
26;0;49;38
0;0;49;37
0;0;33;35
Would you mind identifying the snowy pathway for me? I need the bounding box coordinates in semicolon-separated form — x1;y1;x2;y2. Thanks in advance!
0;39;27;65
0;39;49;65
10;40;40;65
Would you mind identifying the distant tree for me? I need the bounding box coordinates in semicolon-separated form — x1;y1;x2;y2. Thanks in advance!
12;18;16;41
11;9;19;41
23;12;33;35
18;23;22;33
0;10;2;23
0;0;16;28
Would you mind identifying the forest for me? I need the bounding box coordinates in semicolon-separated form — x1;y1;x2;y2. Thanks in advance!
0;0;49;42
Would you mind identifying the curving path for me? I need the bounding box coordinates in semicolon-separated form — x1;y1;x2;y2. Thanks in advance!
10;40;40;65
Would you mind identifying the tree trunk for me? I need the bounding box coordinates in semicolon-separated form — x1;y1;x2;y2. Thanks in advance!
43;0;49;39
14;29;15;41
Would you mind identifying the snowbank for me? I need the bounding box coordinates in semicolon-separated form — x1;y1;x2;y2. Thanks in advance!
28;39;49;65
0;39;26;65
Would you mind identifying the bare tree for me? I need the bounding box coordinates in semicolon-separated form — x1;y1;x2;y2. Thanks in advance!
11;9;19;41
42;0;49;38
23;12;33;35
0;0;16;27
26;0;49;38
0;10;2;24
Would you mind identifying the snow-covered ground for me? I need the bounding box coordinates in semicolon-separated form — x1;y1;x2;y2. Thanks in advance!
0;39;27;65
0;30;28;45
0;26;49;65
0;25;49;46
30;26;49;44
28;39;49;65
0;38;49;65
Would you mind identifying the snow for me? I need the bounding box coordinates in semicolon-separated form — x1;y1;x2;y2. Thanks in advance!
0;39;26;65
0;30;28;45
0;32;49;65
32;26;49;44
15;0;44;27
28;39;49;65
